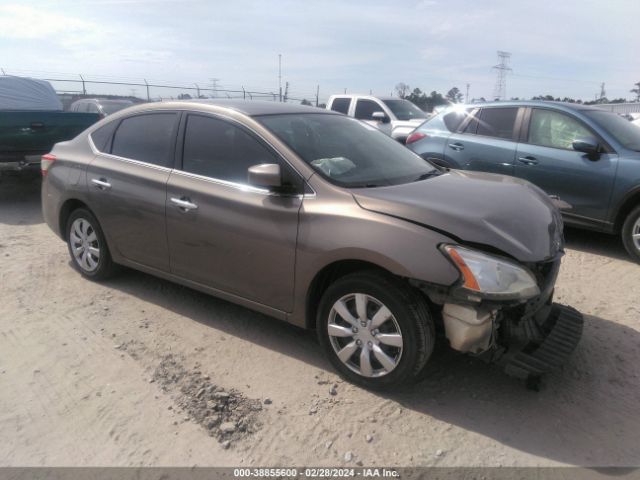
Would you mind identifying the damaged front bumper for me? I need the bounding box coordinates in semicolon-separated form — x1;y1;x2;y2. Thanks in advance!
413;253;584;380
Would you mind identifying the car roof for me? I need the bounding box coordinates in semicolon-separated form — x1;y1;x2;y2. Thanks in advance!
464;100;605;113
329;94;396;101
177;99;337;116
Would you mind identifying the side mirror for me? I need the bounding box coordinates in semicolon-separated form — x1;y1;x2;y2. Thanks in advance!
572;137;600;156
248;163;282;189
372;111;390;123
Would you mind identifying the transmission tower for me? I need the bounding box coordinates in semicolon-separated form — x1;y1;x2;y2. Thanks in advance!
492;51;512;101
599;82;606;102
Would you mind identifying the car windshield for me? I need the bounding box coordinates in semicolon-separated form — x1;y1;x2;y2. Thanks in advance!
256;113;438;188
584;110;640;152
100;100;133;114
381;99;427;121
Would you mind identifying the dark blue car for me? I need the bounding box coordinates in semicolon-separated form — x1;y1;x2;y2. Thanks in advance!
406;101;640;262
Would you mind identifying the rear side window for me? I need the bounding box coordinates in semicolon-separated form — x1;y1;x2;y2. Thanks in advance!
111;113;177;167
476;107;518;139
528;109;592;150
443;110;469;132
182;115;279;184
330;98;351;114
90;121;118;152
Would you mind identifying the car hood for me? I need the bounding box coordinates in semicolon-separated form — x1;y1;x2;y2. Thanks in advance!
352;170;563;263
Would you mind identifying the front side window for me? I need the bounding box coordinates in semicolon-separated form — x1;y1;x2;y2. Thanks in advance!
476;107;518;139
111;113;177;166
354;99;384;120
257;113;439;188
382;99;427;121
528;109;592;150
182;114;279;184
330;98;351;114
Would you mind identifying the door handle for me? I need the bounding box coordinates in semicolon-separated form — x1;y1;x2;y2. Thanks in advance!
91;178;112;190
517;156;539;166
448;142;464;151
170;197;198;211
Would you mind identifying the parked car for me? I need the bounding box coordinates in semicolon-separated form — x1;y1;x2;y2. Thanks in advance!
42;100;582;389
406;101;640;262
0;76;100;172
69;98;134;118
327;94;428;142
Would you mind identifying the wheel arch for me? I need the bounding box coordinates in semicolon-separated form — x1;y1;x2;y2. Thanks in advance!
614;188;640;233
304;259;398;330
58;198;92;236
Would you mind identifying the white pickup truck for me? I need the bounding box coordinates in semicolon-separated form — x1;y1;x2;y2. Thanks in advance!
326;94;428;142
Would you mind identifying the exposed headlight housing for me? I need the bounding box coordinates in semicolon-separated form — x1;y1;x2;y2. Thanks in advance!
441;245;540;301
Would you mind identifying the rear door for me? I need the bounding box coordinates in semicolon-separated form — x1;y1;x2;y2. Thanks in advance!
165;113;302;312
87;111;179;271
444;106;521;175
514;107;618;223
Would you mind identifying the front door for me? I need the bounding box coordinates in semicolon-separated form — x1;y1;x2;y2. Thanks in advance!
165;113;302;312
514;108;618;223
87;112;179;271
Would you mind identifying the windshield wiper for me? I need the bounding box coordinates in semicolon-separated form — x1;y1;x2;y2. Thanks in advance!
412;171;440;182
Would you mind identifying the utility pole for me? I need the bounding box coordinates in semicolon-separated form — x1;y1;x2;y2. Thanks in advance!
210;78;219;98
315;85;319;107
278;54;282;102
284;81;289;102
79;74;86;95
194;83;200;98
344;88;347;94
492;51;512;101
144;79;150;101
599;82;606;102
465;83;470;103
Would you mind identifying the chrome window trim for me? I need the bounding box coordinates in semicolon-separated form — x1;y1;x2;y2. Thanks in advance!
170;168;315;199
87;108;317;197
88;134;173;173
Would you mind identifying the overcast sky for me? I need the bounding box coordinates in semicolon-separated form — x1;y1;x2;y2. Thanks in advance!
0;0;638;102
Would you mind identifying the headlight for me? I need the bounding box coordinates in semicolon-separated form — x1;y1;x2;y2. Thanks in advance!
441;245;540;301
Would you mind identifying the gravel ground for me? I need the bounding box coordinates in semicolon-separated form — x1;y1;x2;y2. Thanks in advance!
1;172;639;467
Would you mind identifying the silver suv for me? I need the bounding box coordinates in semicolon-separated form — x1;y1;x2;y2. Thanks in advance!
42;100;582;389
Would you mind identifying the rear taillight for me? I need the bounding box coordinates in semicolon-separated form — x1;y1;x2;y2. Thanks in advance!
41;153;56;176
405;132;427;145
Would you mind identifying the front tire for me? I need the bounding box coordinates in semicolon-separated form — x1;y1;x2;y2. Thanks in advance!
621;205;640;263
66;208;116;280
317;271;435;390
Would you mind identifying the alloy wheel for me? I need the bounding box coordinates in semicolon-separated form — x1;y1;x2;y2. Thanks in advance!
70;218;101;272
327;293;403;378
633;217;640;252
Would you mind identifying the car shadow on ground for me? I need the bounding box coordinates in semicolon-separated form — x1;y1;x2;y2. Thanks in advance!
0;172;43;226
563;226;631;262
107;269;640;466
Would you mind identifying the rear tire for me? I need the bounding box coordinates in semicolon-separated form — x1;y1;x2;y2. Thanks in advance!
66;208;117;280
621;205;640;263
317;271;435;390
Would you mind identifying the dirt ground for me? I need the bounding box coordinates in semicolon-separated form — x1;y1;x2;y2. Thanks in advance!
1;172;639;467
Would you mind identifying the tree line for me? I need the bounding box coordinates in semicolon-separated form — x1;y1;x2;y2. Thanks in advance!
391;81;640;112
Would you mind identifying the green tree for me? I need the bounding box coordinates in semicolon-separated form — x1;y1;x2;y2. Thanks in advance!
300;99;312;106
630;81;640;102
446;87;463;103
395;82;411;99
